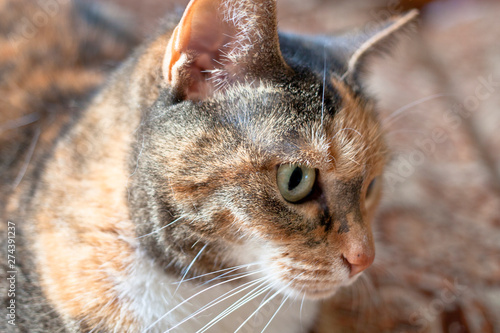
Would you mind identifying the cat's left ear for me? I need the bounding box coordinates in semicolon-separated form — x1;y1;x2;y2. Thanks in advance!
340;10;419;92
162;0;289;101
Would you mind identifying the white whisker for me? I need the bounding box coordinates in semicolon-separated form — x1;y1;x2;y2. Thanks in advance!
382;93;451;127
13;126;41;188
173;262;262;285
175;244;208;294
197;279;274;333
257;286;275;309
232;288;282;333
202;269;258;286
261;294;290;333
135;216;184;239
321;45;327;129
299;288;306;330
174;276;269;332
385;129;427;137
233;273;304;333
144;269;265;332
0;112;40;133
360;274;378;307
332;127;363;140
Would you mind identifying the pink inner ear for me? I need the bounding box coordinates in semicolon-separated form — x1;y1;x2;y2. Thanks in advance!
189;8;230;55
163;0;235;100
164;0;287;100
188;16;232;74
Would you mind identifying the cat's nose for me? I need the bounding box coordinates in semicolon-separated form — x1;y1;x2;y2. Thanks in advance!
343;248;375;278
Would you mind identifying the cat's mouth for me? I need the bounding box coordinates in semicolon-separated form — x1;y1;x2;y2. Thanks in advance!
264;261;352;299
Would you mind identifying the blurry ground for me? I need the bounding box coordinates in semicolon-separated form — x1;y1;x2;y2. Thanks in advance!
50;0;500;331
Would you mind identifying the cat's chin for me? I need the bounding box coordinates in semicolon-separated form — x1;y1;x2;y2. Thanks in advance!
300;286;340;300
279;271;364;300
281;280;344;300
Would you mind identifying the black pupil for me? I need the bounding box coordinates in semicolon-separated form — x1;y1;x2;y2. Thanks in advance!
288;167;303;191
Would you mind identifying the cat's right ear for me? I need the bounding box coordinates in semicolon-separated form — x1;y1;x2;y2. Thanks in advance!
163;0;289;101
339;10;419;93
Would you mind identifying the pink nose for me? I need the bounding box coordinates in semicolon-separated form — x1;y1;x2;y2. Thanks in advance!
343;251;375;278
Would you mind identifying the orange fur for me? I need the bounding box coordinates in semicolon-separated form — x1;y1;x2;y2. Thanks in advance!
1;0;416;331
329;78;388;180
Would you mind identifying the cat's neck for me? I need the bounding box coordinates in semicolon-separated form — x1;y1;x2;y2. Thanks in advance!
117;248;320;332
23;32;176;332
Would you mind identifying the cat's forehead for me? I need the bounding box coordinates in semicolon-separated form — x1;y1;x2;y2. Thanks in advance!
208;78;387;178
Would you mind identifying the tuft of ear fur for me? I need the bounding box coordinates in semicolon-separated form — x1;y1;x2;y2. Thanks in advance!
340;10;419;92
163;0;289;101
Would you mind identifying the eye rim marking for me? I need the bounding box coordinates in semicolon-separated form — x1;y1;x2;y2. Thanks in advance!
366;177;377;198
364;176;381;207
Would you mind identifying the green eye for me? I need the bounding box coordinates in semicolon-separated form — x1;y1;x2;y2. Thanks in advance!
277;164;316;203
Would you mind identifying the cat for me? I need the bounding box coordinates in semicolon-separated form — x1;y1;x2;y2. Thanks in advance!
0;0;417;332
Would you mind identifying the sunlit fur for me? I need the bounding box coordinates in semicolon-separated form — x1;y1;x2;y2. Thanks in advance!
2;0;415;332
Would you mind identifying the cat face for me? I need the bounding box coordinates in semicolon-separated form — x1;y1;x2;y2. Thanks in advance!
136;75;385;299
130;0;415;300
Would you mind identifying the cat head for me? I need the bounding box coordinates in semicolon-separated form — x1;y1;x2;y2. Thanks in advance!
131;0;417;299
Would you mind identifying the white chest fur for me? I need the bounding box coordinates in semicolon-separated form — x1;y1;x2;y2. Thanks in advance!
116;251;319;333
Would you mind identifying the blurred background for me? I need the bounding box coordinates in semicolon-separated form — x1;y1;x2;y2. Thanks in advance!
3;0;500;332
